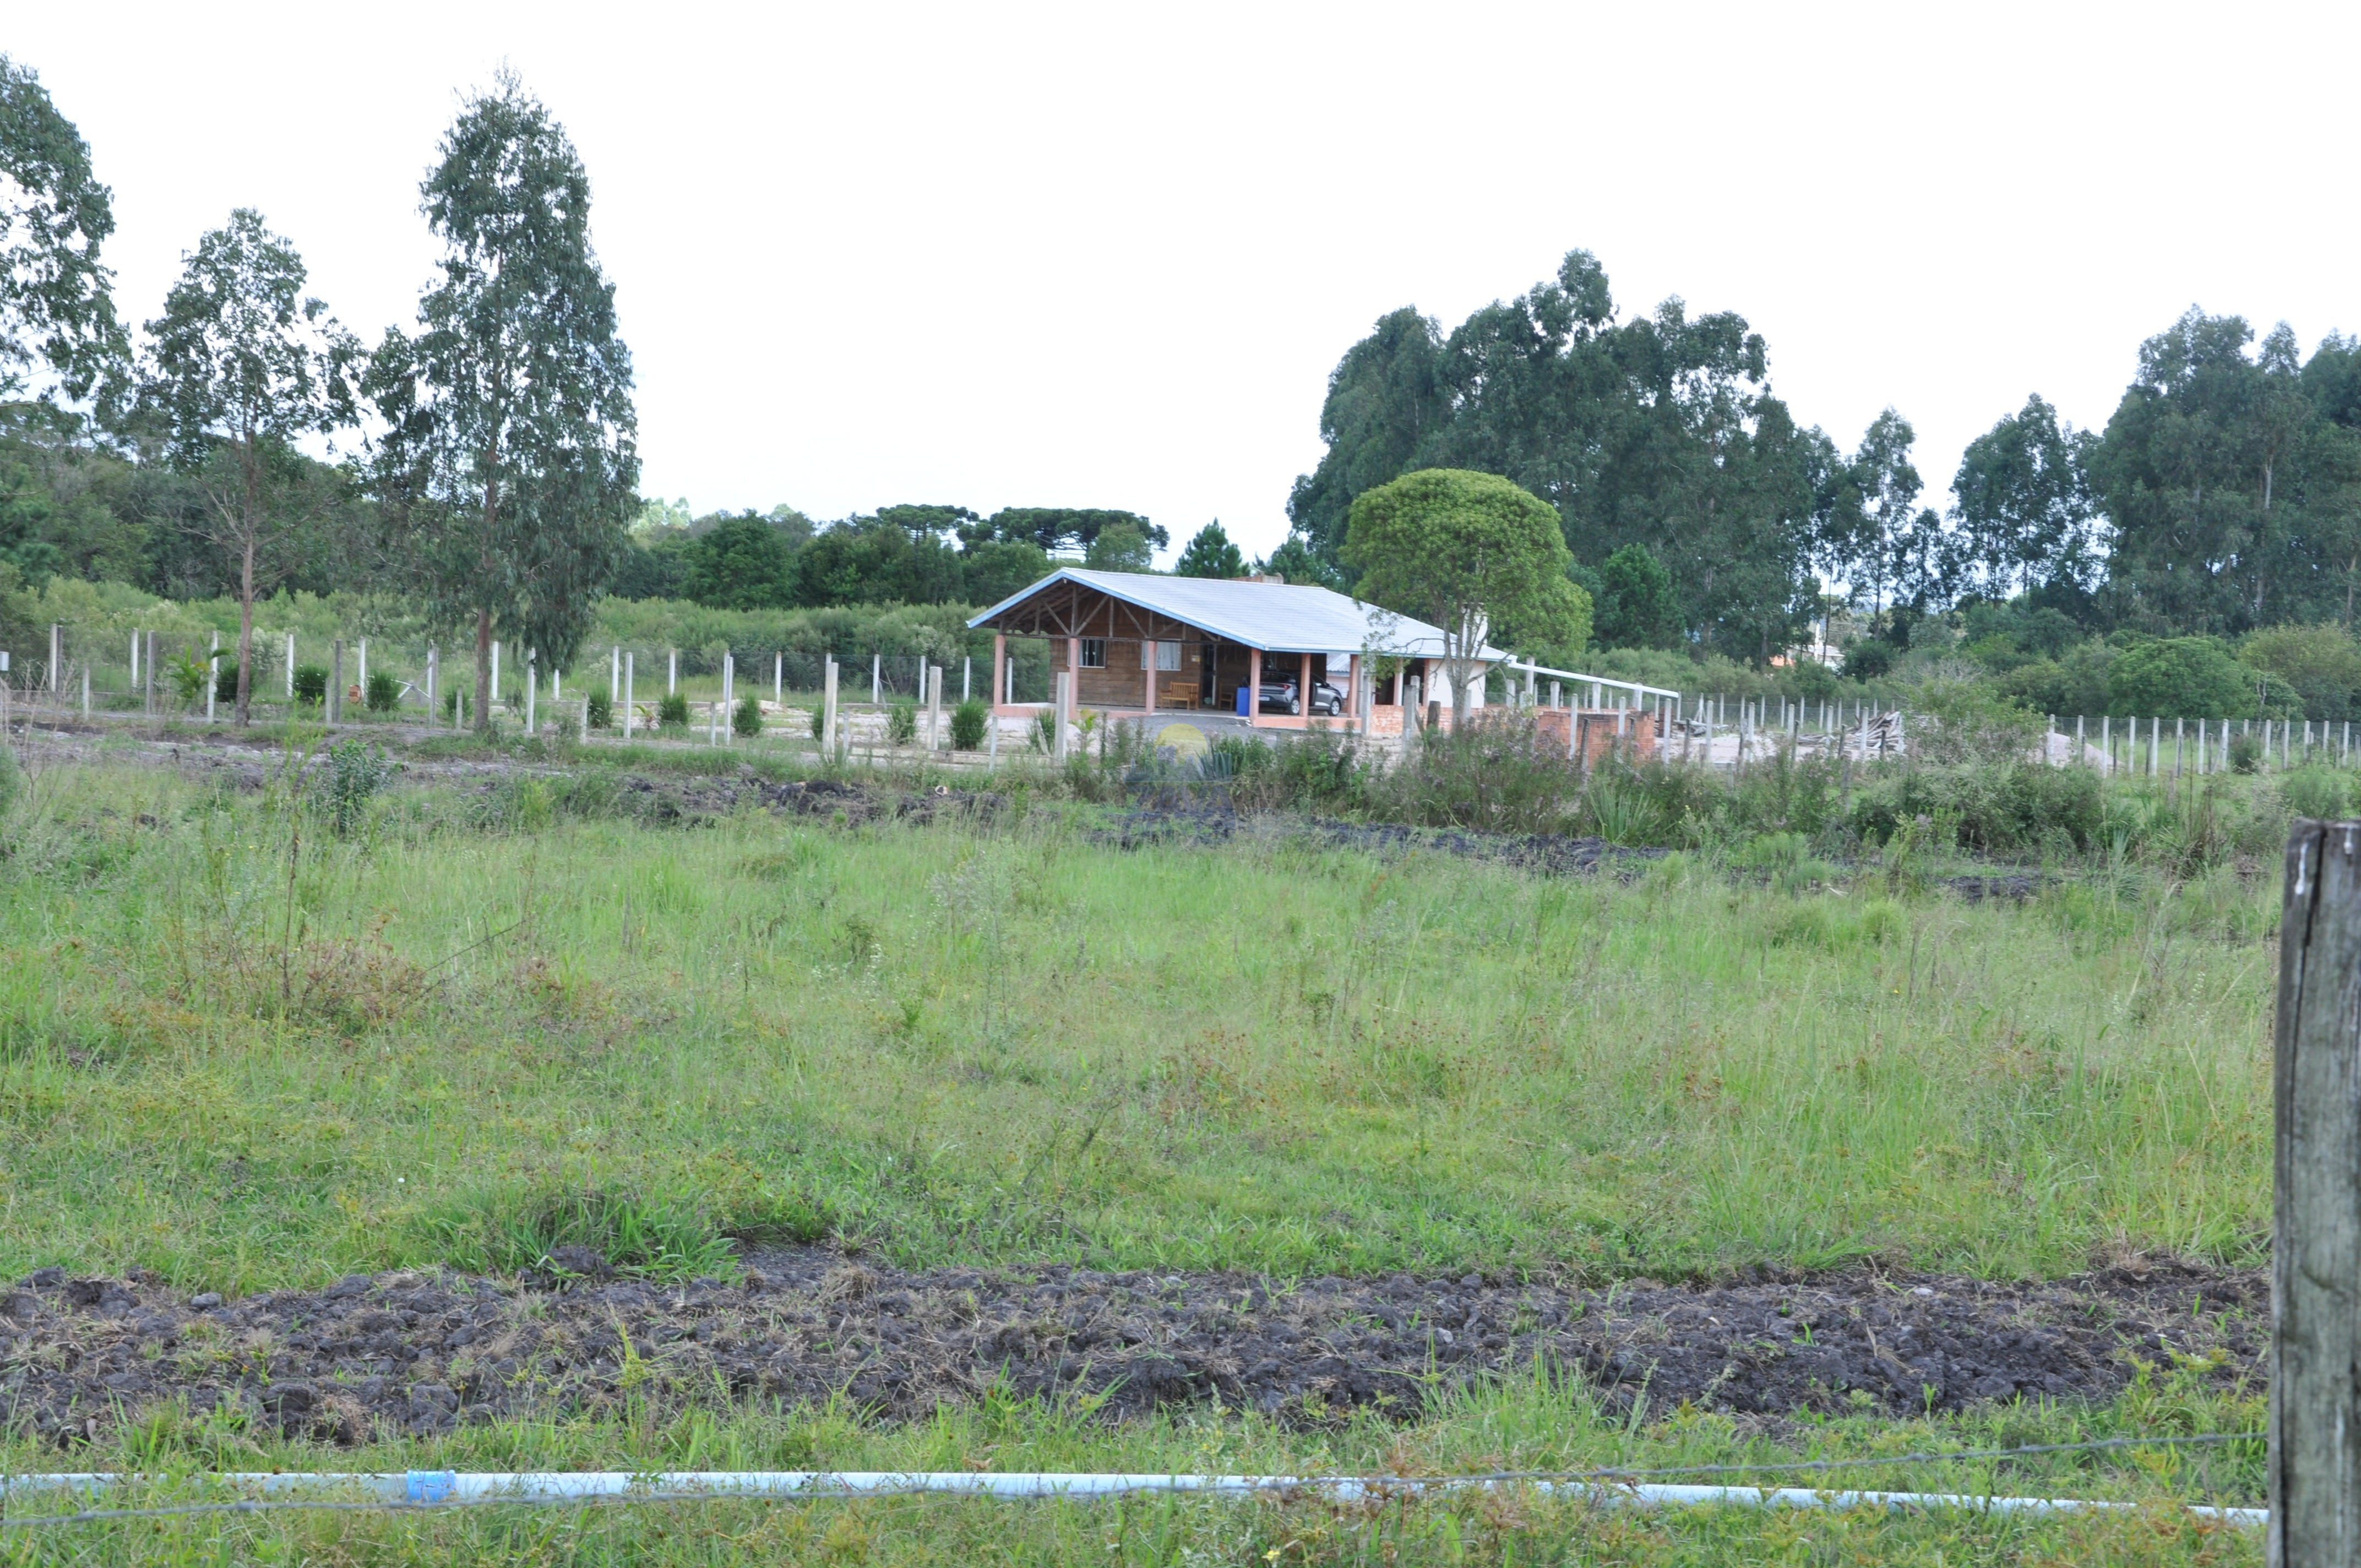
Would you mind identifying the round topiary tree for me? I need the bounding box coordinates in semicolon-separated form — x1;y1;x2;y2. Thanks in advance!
1342;469;1586;728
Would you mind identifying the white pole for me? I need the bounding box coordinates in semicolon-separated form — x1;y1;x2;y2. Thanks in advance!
129;630;139;696
625;652;636;738
928;663;942;750
285;632;295;698
722;652;735;743
872;652;881;705
525;650;537;735
553;667;561;702
206;630;218;721
668;647;676;695
50;623;60;692
964;656;972;703
823;657;839;762
357;638;367;692
2102;714;2110;776
774;651;782;703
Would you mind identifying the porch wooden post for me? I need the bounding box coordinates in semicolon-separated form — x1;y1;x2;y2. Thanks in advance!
1346;654;1361;732
1067;636;1081;722
1145;638;1156;715
993;633;1006;710
1248;648;1262;725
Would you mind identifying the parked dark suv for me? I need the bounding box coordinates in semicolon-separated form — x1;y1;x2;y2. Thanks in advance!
1256;676;1346;716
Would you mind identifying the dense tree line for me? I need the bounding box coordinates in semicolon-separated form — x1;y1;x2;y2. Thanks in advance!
1284;249;2361;673
618;504;1171;613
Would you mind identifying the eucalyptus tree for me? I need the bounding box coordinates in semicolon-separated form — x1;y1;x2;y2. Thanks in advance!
142;209;358;722
2092;310;2310;634
0;55;124;402
370;72;638;729
1286;249;1831;662
1950;395;2101;600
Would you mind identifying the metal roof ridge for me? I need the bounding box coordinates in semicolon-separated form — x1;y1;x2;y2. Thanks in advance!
967;567;1505;658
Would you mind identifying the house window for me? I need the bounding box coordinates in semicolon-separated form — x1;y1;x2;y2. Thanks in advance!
1141;640;1181;671
1080;638;1106;668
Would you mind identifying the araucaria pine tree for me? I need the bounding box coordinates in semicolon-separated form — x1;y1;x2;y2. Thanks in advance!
369;71;638;730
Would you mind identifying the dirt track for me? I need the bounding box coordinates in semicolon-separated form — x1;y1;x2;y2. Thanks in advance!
1;1253;2259;1447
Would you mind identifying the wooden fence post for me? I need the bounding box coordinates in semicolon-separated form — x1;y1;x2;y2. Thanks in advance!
2273;818;2361;1566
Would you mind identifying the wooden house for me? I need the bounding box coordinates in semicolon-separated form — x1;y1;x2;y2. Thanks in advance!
967;568;1505;734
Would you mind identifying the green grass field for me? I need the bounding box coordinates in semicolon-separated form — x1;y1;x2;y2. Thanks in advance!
0;732;2285;1562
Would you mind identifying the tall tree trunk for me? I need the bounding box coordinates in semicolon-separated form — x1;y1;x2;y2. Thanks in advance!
475;474;498;733
237;533;255;725
475;607;493;734
236;440;261;725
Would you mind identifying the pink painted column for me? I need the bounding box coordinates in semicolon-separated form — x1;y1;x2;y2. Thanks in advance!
992;634;1007;711
1066;636;1081;727
1248;648;1262;725
1144;640;1156;715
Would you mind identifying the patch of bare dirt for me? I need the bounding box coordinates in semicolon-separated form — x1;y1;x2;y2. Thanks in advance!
0;1254;2260;1447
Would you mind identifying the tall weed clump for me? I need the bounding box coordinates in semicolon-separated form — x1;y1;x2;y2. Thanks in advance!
1366;715;1579;834
1849;764;2103;857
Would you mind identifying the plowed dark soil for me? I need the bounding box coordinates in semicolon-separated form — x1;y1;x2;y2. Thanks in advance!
0;1254;2260;1448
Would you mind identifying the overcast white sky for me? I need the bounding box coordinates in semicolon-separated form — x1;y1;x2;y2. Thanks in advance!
12;2;2357;564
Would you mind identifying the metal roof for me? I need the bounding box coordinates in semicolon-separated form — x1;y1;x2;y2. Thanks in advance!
967;568;1505;660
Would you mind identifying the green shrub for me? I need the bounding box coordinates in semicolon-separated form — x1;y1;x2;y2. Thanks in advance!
0;741;18;818
293;665;328;705
1847;762;2103;856
657;692;690;728
2229;731;2262;772
586;689;613;729
321;739;390;836
733;695;764;738
1366;716;1578;835
365;669;401;714
1734;830;1841;893
888;699;918;744
1907;680;2043;766
808;703;827;740
2282;767;2350;821
950;696;989;750
213;660;238;703
2109;636;2269;719
167;650;211;705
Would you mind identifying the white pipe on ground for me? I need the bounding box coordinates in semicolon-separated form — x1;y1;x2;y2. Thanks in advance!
0;1470;2262;1526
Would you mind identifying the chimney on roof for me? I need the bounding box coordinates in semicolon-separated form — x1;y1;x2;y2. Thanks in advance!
1248;573;1285;585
